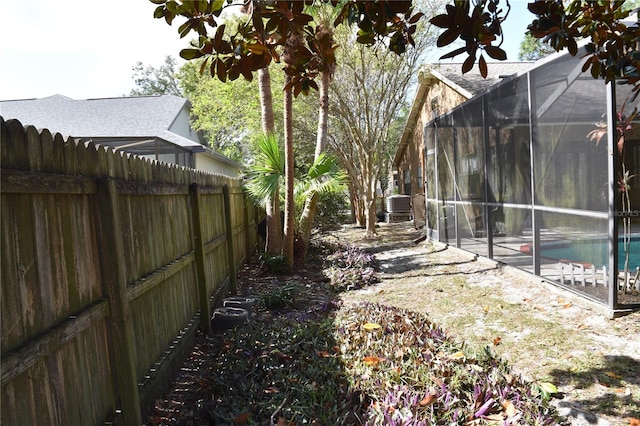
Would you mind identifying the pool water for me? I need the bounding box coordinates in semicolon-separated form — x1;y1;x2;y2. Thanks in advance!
539;237;640;271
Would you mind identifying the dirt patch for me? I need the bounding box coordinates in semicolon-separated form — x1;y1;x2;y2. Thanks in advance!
329;222;640;426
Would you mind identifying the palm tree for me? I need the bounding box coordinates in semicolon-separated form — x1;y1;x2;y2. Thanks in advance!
246;135;346;258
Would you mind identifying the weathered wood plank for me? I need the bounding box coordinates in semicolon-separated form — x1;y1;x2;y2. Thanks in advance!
223;185;237;295
1;196;23;353
190;183;212;335
95;177;142;425
114;180;190;196
0;300;109;385
1;169;96;194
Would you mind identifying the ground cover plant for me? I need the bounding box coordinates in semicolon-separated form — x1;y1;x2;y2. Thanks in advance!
146;238;566;425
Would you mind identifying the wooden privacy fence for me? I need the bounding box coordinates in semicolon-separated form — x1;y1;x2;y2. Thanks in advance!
0;118;257;425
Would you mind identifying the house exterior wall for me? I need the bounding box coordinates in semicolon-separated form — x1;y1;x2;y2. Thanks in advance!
169;105;201;143
195;153;243;177
395;79;469;198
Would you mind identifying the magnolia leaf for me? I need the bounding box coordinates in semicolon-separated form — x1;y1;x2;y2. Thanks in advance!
485;45;507;60
234;411;251;424
430;13;454;28
408;12;424;24
419;394;437;406
502;399;517;417
479;55;488;78
462;54;476;74
437;27;461;48
363;356;381;366
180;48;204;60
440;46;467;60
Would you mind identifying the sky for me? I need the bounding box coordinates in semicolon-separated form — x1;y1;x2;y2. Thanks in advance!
0;0;532;101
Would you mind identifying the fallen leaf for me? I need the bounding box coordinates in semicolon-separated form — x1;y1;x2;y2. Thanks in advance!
493;336;502;346
502;399;517;417
377;289;385;294
605;371;622;380
561;353;573;359
629;417;640;426
363;322;382;331
363;356;381;366
483;306;490;313
450;351;465;360
484;414;505;421
317;350;331;358
563;303;573;309
277;417;287;426
274;351;292;362
234;411;251;425
419;394;437;406
556;298;565;304
264;387;279;394
578;324;588;330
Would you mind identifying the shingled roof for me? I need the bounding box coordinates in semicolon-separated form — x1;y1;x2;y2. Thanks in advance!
0;94;205;151
425;61;533;98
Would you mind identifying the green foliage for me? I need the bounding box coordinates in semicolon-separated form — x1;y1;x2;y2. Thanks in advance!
179;60;262;161
518;33;556;61
257;280;297;308
294;153;347;209
129;55;183;96
179;60;317;164
244;133;285;206
315;190;349;230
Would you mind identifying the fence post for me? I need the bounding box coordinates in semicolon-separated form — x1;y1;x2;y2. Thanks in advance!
243;192;253;264
95;176;142;425
189;183;212;335
223;185;237;294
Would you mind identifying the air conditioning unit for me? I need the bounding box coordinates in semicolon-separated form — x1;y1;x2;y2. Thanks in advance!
386;195;411;213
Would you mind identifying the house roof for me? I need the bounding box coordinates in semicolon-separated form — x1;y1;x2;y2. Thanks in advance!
0;94;205;151
425;61;533;99
393;61;533;167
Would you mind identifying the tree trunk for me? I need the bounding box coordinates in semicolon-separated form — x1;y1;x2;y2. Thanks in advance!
265;190;282;256
257;67;282;255
258;68;275;134
282;75;295;269
298;191;319;244
364;178;378;237
298;68;331;248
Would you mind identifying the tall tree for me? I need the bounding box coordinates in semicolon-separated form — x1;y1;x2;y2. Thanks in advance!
129;55;182;96
151;0;423;265
327;1;438;236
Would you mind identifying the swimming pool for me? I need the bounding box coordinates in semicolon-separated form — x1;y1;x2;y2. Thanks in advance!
521;236;640;271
